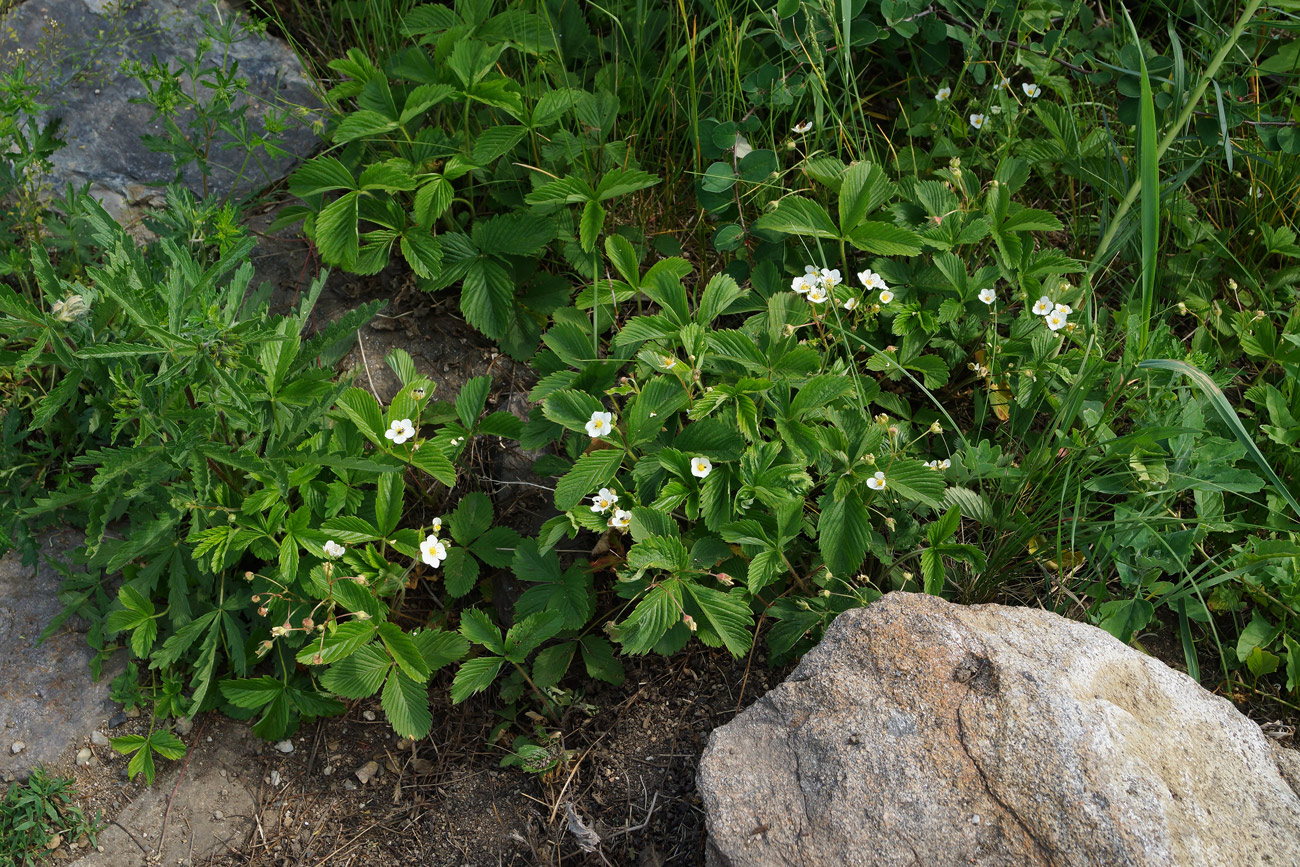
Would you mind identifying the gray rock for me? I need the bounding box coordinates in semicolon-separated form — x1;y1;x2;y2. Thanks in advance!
90;730;110;747
698;592;1300;867
9;741;24;755
75;747;92;767
0;0;320;229
0;531;123;781
272;738;293;753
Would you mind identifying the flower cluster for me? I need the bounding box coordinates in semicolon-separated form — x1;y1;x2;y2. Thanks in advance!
421;517;448;568
1031;295;1072;332
791;266;841;305
924;458;952;471
938;78;1044;130
857;268;894;305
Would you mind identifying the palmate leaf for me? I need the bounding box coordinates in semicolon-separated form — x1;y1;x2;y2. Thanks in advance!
752;197;840;239
614;579;684;655
314;191;361;268
378;621;432;682
450;491;494;544
554;449;624;511
818;491;872;578
682;583;753;657
382;669;433;739
319;643;392;698
460;257;515;340
450;656;506;703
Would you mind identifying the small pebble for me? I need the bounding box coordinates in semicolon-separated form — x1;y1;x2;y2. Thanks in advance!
396;738;412;750
76;748;93;767
91;731;110;747
107;712;128;729
10;741;24;755
343;779;357;791
213;810;224;821
174;717;193;736
322;765;333;776
274;739;294;754
354;760;379;785
269;769;281;787
125;706;140;719
219;769;227;777
362;710;376;721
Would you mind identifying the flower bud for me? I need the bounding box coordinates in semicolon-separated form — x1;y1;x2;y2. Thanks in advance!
884;517;896;531
51;294;90;322
930;421;943;434
355;610;371;621
682;613;697;633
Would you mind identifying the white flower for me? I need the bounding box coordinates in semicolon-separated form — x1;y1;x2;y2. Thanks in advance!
691;456;712;478
431;517;442;534
1022;82;1042;98
585;410;614;438
1032;296;1054;316
978;288;996;305
662;355;679;370
866;471;887;491
820;268;842;287
791;274;814;294
1054;302;1073;315
925;459;952;471
990;105;1002;115
590;488;619;514
323;540;345;559
807;283;829;304
792;120;813;134
935;87;951;101
858;269;887;290
843;296;860;311
992;76;1010;91
384;418;415;445
879;290;895;304
420;534;448;568
1046;311;1067;331
969;113;987;130
609;509;632;530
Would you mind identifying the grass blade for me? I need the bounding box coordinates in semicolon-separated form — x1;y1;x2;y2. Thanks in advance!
1139;358;1300;519
1121;6;1159;357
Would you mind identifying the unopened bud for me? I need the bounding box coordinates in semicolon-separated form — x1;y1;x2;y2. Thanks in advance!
302;617;314;630
51;294;90;322
885;517;896;531
682;614;697;633
930;421;943;434
354;610;371;621
245;571;255;581
1227;278;1239;291
715;572;734;586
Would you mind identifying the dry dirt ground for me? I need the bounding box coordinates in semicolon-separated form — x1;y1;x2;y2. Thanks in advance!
37;649;784;867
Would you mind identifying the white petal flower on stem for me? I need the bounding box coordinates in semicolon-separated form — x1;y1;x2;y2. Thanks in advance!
992;76;1010;91
792;121;813;134
1022;82;1042;98
879;290;895;304
662;355;679;370
420;534;448;568
609;509;632;530
323;540;345;559
935;87;952;101
1054;303;1073;315
843;296;860;311
1032;296;1054;316
791;275;814;294
431;517;442;534
860;269;888;290
585;410;614;438
969;113;987;130
384;418;416;445
978;288;996;305
590;488;619;514
866;471;888;491
990;105;1003;115
691;456;712;478
1046;311;1067;331
925;459;952;471
807;283;829;304
820;268;842;287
